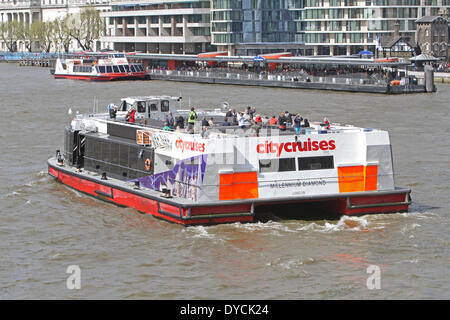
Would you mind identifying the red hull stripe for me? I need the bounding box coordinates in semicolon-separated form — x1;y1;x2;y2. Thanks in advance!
48;163;410;225
54;72;147;81
49;164;254;226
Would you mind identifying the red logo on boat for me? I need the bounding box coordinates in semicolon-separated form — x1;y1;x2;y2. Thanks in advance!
256;138;336;157
175;138;206;153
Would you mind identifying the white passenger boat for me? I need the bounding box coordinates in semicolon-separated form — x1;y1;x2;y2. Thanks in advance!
53;52;148;81
48;96;411;225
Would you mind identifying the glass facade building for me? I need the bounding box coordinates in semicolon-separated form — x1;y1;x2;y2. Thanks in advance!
211;0;304;55
295;0;450;55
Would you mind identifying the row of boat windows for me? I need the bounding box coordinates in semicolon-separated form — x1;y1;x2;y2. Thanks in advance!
72;64;144;73
259;156;334;173
83;136;154;180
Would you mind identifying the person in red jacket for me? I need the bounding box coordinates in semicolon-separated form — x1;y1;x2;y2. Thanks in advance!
126;107;136;124
322;117;330;130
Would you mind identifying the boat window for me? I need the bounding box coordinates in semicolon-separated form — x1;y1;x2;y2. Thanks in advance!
150;103;157;111
137;65;143;72
102;140;112;163
98;66;106;73
118;65;125;73
259;158;296;173
137;101;146;113
114;54;125;58
130;65;136;72
298;156;334;171
161;100;170;112
112;66;120;73
123;65;130;72
128;146;138;168
106;66;113;73
119;144;129;167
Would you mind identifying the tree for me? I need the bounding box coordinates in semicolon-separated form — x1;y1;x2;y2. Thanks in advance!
69;7;105;51
53;16;72;53
31;20;54;52
0;21;21;52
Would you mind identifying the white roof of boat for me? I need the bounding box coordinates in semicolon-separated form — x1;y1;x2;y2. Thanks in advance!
121;96;181;101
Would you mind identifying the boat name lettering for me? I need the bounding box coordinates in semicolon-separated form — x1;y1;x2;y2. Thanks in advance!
256;139;336;157
175;138;206;153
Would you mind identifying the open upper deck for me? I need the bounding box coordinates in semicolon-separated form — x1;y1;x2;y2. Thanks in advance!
70;95;385;141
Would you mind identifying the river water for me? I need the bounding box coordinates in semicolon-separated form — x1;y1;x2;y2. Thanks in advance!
0;63;449;300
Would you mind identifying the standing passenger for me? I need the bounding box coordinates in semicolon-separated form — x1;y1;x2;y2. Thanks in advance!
187;107;197;130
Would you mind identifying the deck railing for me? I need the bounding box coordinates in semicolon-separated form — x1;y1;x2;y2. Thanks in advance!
148;68;392;87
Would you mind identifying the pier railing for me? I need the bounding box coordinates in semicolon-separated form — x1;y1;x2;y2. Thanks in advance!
148;69;394;87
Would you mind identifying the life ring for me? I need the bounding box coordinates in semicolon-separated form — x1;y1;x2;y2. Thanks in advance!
145;158;152;171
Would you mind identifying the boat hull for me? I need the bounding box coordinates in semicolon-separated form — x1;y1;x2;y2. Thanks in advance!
54;72;149;81
48;159;411;226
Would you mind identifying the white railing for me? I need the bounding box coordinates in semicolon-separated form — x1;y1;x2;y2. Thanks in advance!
149;69;388;87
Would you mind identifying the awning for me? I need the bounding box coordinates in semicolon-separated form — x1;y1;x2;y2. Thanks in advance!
197;51;228;58
409;54;440;61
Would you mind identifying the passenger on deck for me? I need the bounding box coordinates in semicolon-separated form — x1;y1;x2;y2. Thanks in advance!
238;112;246;128
187;107;197;131
250;120;261;137
293;114;303;134
262;115;269;125
201;117;209;128
254;114;262;123
278;112;287;131
269;116;278;125
108;104;117;119
302;118;310;128
175;115;184;129
166;112;175;129
208;117;215;127
322;117;331;130
285;111;292;126
126;107;136;124
243;110;252;126
222;117;231;126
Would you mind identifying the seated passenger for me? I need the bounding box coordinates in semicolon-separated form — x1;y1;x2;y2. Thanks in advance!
321;117;330;130
269;116;278;125
201;117;209;128
222;117;231;126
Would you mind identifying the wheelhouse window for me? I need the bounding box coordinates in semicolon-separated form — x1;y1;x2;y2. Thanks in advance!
161;100;170;112
137;101;146;113
298;156;334;171
259;158;296;173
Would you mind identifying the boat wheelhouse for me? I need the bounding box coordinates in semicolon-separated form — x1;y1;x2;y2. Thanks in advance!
53;52;149;81
48;96;411;225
